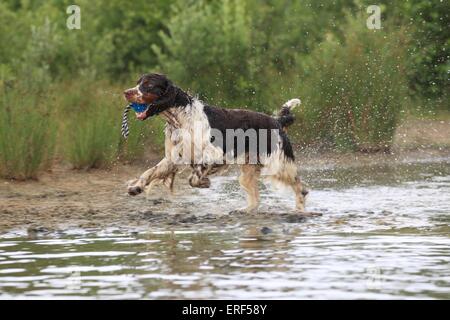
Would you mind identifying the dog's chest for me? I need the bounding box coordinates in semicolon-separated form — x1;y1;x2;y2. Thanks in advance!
162;102;223;163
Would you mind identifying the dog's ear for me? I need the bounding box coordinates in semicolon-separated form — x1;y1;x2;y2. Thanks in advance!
152;80;177;108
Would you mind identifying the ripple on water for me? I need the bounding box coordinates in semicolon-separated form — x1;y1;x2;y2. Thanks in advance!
0;161;449;299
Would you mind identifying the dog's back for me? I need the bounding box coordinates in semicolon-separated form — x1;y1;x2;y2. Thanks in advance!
202;98;300;162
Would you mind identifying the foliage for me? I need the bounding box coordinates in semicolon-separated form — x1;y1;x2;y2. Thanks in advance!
153;0;358;111
56;78;160;169
0;85;56;180
294;15;410;152
360;0;450;100
153;0;255;108
404;0;449;99
0;0;447;178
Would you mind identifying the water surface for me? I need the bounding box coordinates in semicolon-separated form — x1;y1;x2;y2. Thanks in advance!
0;159;449;299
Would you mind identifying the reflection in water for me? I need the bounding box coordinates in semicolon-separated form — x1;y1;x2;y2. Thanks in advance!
0;161;449;299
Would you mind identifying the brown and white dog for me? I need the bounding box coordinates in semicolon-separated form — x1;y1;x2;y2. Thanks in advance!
124;73;311;214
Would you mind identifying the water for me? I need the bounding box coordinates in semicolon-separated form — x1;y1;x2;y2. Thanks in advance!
0;159;449;299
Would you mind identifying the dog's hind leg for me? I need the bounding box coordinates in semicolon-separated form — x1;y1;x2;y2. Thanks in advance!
289;176;323;216
265;158;319;216
238;165;261;213
127;158;176;195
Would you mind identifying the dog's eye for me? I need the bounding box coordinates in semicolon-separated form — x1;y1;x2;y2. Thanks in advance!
139;84;152;93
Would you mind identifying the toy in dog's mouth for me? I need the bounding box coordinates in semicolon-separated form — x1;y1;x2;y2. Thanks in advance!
130;102;151;120
121;102;157;138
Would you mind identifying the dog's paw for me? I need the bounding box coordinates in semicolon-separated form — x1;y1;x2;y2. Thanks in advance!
127;185;143;196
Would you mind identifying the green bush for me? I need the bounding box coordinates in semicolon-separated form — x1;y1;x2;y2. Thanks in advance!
153;0;256;108
56;78;163;169
0;0;447;180
56;79;121;169
0;86;56;180
293;16;410;152
405;1;450;100
153;0;358;112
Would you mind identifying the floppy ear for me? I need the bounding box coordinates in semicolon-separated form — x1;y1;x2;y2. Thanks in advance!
147;81;178;116
153;80;177;107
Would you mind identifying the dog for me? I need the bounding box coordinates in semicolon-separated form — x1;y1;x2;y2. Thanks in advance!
124;73;312;215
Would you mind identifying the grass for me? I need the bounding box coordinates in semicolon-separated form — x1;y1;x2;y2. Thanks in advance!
0;87;56;180
57;80;122;169
56;79;165;169
0;77;166;179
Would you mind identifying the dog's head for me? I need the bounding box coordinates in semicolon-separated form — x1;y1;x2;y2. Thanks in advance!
123;73;186;120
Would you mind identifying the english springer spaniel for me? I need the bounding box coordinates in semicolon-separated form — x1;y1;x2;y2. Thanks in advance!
124;73;313;215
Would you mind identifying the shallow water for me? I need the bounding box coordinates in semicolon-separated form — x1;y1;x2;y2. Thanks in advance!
0;159;449;299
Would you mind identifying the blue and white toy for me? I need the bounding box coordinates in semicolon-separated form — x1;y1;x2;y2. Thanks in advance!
121;103;150;139
129;102;149;113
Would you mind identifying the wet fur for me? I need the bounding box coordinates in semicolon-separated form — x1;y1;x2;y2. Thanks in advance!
124;73;308;213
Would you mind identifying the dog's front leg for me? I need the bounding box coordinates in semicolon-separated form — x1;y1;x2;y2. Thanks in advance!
127;158;175;195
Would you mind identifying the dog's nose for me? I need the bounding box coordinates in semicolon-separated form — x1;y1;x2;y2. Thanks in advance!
123;90;135;100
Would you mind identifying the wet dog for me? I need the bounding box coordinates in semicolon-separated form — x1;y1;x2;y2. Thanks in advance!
124;73;311;214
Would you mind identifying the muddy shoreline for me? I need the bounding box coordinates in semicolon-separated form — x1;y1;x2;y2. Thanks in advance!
1;147;449;234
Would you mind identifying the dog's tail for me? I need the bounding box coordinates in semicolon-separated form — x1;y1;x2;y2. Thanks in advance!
277;98;301;130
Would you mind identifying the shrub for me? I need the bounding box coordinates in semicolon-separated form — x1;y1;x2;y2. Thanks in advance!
293;15;410;152
56;79;121;169
153;0;257;108
0;86;56;180
56;78;163;169
406;1;450;99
